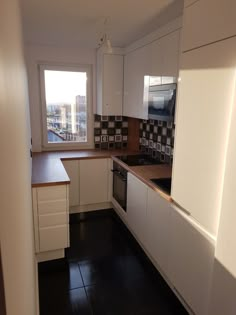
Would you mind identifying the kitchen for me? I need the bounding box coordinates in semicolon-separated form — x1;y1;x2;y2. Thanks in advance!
1;0;236;315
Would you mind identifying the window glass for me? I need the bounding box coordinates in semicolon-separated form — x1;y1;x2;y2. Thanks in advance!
43;70;87;143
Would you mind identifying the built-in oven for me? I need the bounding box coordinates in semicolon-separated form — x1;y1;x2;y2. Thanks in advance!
112;161;127;211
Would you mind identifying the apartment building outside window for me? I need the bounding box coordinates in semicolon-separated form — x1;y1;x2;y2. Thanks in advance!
39;64;93;149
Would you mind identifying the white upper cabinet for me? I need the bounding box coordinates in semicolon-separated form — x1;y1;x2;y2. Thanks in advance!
79;158;109;205
151;30;180;78
123;30;180;119
182;0;236;52
123;45;151;119
146;188;171;276
127;172;148;246
96;49;124;116
168;205;215;315
172;36;236;236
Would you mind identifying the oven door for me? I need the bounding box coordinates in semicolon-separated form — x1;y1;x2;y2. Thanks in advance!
113;171;127;211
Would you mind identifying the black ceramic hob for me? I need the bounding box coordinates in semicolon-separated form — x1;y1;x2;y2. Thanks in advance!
115;154;163;166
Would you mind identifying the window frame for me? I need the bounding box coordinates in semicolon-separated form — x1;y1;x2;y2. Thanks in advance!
39;63;94;150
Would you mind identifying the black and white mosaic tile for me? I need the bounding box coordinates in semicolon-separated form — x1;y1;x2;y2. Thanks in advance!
139;119;175;164
94;115;128;150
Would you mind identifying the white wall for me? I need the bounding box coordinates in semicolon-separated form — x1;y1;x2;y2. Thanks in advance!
0;0;37;314
25;44;96;152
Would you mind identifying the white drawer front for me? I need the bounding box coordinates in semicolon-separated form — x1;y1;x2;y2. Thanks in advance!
38;213;68;228
38;199;66;214
39;225;68;252
37;185;67;202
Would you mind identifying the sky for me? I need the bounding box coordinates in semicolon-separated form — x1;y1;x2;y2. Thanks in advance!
44;70;87;104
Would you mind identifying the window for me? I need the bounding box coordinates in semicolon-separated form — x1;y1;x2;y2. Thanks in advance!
39;64;93;149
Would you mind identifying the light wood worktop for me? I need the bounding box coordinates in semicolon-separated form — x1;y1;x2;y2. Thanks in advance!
112;156;172;201
32;149;139;187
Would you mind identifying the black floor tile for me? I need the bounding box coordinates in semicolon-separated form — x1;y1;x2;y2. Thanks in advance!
39;210;188;315
85;283;135;315
40;287;92;315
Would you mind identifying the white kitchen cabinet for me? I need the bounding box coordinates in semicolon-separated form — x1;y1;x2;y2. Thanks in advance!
172;36;236;236
123;30;180;119
96;49;124;116
79;158;109;205
151;30;180;78
209;93;236;315
123;45;151;119
168;205;215;315
126;172;148;246
182;0;236;52
32;184;69;254
62;160;79;207
146;188;171;276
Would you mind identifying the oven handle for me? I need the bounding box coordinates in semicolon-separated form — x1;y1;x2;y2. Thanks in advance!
111;169;127;182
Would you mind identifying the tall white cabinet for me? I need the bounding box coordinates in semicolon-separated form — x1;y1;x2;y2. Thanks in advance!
209;94;236;315
171;36;236;236
182;0;236;52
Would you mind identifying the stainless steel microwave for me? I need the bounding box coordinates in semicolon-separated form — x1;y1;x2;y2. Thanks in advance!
144;76;177;122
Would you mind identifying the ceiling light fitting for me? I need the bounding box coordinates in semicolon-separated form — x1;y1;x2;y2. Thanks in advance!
98;18;113;53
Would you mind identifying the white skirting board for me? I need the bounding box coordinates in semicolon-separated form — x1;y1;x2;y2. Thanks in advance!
36;249;65;262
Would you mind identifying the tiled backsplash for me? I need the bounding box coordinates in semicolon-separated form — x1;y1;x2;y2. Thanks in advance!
139;119;175;164
94;115;128;150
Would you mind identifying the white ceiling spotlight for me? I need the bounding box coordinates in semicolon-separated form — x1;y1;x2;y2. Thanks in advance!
98;17;113;53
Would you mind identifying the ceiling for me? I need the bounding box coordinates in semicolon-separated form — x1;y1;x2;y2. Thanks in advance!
20;0;183;48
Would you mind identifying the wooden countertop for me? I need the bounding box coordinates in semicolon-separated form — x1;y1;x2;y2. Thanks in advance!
112;156;172;201
32;149;172;202
32;149;139;187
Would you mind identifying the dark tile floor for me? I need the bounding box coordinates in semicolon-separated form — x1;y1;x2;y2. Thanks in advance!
38;209;188;315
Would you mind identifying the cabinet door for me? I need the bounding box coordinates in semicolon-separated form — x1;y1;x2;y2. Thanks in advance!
123;45;151;119
150;39;162;77
209;91;236;315
146;188;171;275
151;30;180;78
33;185;69;254
79;159;109;205
161;30;180;78
182;0;236;52
62;160;79;207
172;36;236;235
127;173;148;246
103;54;123;116
168;205;215;315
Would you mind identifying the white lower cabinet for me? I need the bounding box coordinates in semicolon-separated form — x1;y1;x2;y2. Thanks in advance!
79;158;110;205
127;173;148;246
62;160;79;206
168;205;215;315
124;172;216;315
146;188;171;276
32;184;70;255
